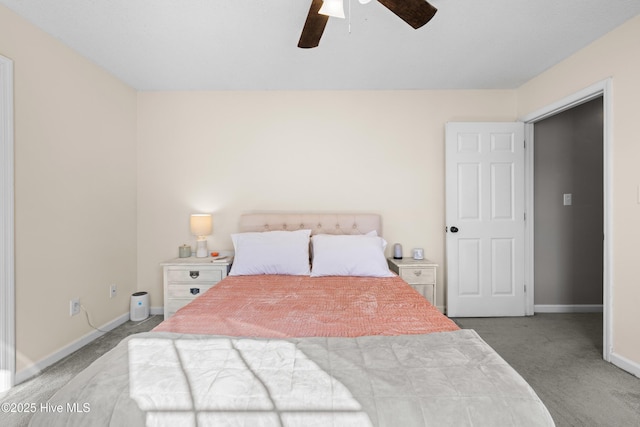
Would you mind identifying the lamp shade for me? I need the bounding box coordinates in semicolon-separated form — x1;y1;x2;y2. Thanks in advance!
190;214;212;237
319;0;345;18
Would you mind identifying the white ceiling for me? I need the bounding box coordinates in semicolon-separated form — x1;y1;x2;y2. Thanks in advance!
2;0;640;91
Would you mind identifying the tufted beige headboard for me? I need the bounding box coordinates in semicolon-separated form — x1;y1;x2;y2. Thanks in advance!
238;213;382;236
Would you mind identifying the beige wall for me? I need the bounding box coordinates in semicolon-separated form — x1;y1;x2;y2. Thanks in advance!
136;90;517;311
517;16;640;364
0;6;138;372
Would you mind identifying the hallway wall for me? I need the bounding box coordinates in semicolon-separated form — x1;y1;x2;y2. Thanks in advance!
534;98;604;305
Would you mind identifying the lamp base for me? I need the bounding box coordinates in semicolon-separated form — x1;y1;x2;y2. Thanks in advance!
196;240;208;258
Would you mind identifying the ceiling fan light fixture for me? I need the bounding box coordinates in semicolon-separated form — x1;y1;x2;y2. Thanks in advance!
319;0;345;19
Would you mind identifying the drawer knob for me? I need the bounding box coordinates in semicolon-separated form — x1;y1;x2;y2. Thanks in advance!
190;288;200;295
413;270;422;276
189;271;200;279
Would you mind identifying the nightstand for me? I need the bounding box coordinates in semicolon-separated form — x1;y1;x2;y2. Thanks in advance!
387;257;437;306
162;257;232;319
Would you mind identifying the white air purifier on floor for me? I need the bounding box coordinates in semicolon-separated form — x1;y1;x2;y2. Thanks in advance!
130;291;149;321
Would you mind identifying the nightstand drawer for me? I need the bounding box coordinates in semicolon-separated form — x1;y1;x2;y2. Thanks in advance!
166;268;223;283
400;267;435;285
163;257;232;320
167;284;214;299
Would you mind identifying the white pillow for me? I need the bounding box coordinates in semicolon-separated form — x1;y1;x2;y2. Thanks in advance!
310;234;394;277
229;229;311;276
365;230;388;250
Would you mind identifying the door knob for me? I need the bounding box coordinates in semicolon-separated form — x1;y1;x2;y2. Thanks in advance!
450;226;459;233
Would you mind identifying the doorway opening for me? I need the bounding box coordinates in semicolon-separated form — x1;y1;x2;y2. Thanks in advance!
533;97;603;314
522;79;612;361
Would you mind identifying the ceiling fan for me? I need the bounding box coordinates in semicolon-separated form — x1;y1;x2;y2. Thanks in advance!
298;0;438;48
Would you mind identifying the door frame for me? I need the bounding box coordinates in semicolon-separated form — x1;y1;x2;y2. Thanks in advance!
0;54;15;391
520;78;612;362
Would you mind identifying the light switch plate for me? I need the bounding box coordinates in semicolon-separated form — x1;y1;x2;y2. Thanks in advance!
563;193;572;206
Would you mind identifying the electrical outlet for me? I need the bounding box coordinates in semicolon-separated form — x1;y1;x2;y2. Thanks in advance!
70;298;80;316
109;284;117;299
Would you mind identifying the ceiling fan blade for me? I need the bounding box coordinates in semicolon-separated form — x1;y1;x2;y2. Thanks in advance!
298;0;330;48
377;0;437;29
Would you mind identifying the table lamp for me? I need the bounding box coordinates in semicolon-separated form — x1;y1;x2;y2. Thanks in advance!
190;214;212;258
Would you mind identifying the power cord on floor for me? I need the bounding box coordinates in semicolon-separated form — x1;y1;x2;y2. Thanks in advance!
80;304;110;333
131;315;155;327
81;304;157;333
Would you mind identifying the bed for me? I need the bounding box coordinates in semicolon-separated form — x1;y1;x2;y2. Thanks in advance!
29;213;554;427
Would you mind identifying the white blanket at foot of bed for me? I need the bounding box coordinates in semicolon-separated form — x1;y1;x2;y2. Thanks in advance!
29;329;554;427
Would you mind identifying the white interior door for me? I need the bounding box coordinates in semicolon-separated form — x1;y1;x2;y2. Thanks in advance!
446;122;525;317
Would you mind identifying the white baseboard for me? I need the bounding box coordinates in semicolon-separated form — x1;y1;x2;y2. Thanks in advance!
15;312;130;385
534;304;603;313
610;352;640;379
150;306;163;316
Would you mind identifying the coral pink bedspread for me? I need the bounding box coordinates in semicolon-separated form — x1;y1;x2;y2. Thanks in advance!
154;274;459;337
